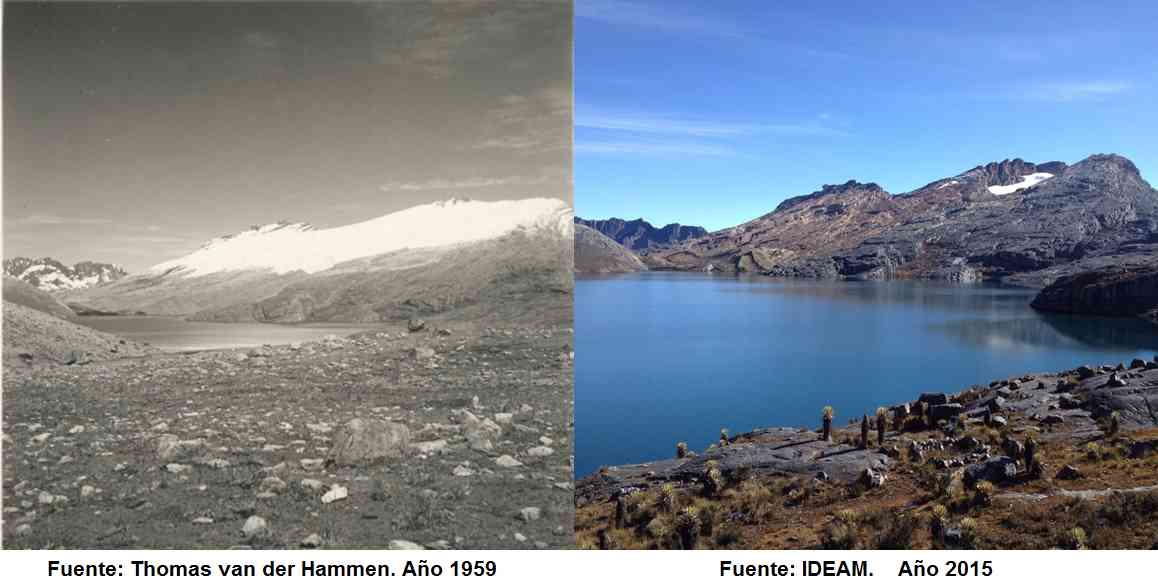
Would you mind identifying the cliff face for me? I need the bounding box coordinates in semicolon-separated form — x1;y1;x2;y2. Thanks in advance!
642;154;1158;284
1031;266;1158;324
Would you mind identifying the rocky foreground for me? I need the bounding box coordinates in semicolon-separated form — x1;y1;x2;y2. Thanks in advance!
2;318;574;549
576;357;1158;549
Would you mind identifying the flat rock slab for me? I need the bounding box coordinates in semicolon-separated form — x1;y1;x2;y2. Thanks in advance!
576;427;889;504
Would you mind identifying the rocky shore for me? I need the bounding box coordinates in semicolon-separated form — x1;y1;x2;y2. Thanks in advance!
2;318;574;549
576;357;1158;549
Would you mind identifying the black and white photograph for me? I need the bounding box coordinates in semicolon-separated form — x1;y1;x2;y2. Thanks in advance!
2;0;573;549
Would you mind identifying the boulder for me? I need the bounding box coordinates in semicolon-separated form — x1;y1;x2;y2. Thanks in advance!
328;419;410;465
964;456;1018;486
930;403;963;422
919;393;948;406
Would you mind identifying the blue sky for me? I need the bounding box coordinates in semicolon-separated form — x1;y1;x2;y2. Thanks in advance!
575;0;1158;231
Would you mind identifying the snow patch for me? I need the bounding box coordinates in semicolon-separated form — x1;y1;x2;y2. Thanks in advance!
935;180;960;190
987;172;1053;195
150;197;572;277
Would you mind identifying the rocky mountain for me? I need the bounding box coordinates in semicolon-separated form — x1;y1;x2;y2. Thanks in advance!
574;224;646;274
63;197;573;322
3;257;126;291
644;154;1158;285
575;216;706;250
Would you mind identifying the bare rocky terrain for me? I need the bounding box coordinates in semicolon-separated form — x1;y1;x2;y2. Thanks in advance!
2;311;574;549
643;154;1158;290
577;357;1158;549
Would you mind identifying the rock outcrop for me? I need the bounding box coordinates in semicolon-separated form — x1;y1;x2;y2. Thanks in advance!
1031;266;1158;324
574;225;646;274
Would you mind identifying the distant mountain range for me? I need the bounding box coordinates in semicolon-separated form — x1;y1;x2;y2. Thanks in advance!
574;217;706;250
62;197;573;322
640;154;1158;287
3;257;126;291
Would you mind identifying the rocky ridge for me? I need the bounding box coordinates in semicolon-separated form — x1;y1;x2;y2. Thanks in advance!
3;257;126;291
643;154;1157;286
575;217;706;251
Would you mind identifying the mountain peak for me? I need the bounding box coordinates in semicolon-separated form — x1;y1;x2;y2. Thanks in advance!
773;180;887;213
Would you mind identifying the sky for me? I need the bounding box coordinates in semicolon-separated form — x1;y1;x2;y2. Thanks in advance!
3;1;571;272
575;0;1158;231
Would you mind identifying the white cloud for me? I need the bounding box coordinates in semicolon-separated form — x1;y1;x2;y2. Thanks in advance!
579;109;850;139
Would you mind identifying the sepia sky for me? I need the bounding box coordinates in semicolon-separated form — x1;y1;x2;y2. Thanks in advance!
3;1;572;272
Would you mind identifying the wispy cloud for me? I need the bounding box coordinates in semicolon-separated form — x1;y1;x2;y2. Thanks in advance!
378;175;556;192
579;109;850;139
576;141;735;157
9;215;111;226
1011;81;1133;102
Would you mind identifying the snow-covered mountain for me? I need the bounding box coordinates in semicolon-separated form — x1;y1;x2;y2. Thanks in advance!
151;197;572;277
63;197;574;321
3;257;127;291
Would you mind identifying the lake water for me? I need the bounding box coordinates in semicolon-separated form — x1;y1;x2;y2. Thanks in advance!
78;316;379;352
575;272;1158;477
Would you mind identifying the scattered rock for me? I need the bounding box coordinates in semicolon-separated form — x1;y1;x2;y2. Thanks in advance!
1056;464;1082;480
495;455;523;468
301;533;323;548
241;516;269;540
518;507;542;522
321;484;348;504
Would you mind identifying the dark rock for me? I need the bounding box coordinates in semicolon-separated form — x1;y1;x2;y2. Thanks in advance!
1001;437;1024;459
930;403;963;422
1107;373;1128;388
1031;265;1158;322
964;456;1018;486
1042;414;1064;426
1076;366;1097;379
920;393;949;405
1055;464;1082;480
1129;439;1158;459
956;436;982;451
